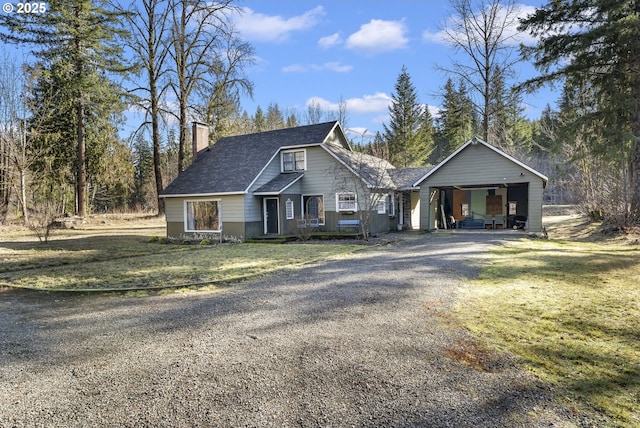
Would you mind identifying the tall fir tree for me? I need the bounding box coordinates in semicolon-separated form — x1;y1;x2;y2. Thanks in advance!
520;0;640;224
0;0;131;217
434;79;476;163
383;66;431;167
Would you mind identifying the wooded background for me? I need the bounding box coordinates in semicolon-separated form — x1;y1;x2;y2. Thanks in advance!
1;0;638;230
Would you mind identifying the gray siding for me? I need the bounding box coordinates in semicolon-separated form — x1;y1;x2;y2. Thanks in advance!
246;156;280;221
528;180;544;232
299;146;343;211
417;144;546;233
425;144;533;187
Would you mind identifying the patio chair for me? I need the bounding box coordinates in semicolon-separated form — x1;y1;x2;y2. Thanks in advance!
484;215;494;229
494;215;504;229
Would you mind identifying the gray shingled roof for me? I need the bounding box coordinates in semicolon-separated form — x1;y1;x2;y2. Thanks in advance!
160;121;338;196
389;167;435;189
325;145;397;189
253;172;304;195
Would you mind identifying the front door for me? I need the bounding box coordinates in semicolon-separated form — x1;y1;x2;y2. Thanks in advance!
264;198;279;234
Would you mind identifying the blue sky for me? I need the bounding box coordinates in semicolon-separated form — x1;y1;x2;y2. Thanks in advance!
229;0;557;141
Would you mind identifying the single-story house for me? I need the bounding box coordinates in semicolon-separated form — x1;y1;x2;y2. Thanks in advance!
159;121;548;240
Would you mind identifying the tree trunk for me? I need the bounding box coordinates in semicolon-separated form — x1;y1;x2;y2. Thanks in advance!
178;98;187;172
76;94;86;217
147;10;164;215
630;0;640;223
151;79;165;215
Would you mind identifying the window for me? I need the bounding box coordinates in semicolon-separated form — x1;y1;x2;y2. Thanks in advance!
285;199;294;220
303;195;324;224
376;196;386;214
387;194;395;216
185;200;221;232
336;192;357;212
282;150;306;172
461;203;470;217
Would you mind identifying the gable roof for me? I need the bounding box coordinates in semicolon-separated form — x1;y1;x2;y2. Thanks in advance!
324;144;397;189
160;121;341;197
253;172;304;195
411;136;549;187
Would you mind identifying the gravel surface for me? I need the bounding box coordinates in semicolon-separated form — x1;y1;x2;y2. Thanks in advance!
1;233;588;427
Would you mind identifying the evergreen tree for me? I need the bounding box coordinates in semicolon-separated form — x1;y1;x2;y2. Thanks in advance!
520;0;640;224
383;66;430;167
285;113;298;128
490;67;533;153
253;106;265;132
434;79;476;163
0;0;131;217
418;106;436;164
265;102;285;130
131;134;155;210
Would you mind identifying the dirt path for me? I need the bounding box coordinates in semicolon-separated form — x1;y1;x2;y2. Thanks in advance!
0;234;582;427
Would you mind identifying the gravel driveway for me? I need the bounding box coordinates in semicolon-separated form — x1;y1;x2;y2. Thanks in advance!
1;233;583;427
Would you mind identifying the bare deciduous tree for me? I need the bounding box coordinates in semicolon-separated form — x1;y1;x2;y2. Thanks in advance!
438;0;521;142
121;0;173;215
168;0;244;172
331;149;395;240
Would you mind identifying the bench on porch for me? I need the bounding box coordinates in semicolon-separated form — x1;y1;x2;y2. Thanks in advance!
337;219;360;231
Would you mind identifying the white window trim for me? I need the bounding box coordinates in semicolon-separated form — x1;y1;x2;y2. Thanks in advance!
281;148;307;172
184;199;222;232
336;192;358;212
285;198;294;220
301;194;325;225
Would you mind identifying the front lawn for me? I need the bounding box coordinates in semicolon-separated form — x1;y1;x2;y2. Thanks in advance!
457;224;640;426
0;223;361;291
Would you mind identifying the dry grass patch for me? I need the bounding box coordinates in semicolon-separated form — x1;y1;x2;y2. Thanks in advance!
0;220;361;291
457;215;640;426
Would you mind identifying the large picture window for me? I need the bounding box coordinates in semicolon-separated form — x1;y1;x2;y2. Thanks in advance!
336;192;357;212
282;150;306;172
303;195;324;224
185;200;221;232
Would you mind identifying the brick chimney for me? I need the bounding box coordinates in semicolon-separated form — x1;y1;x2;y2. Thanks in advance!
192;122;209;162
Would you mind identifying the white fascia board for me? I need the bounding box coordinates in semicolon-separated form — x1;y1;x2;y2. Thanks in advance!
278;143;323;151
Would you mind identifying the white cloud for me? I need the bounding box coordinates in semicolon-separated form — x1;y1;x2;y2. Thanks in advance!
347;93;393;114
318;32;342;49
323;62;353;73
282;64;308;73
422;3;537;46
282;62;353;73
306;93;392;115
233;5;325;43
345;19;409;54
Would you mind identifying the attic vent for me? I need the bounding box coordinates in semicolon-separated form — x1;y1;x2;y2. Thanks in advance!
192;122;209;162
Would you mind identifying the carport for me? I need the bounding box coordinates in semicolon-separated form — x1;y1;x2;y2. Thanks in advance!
413;137;548;233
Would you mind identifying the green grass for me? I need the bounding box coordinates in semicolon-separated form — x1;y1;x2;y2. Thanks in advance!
0;227;361;291
457;238;640;427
